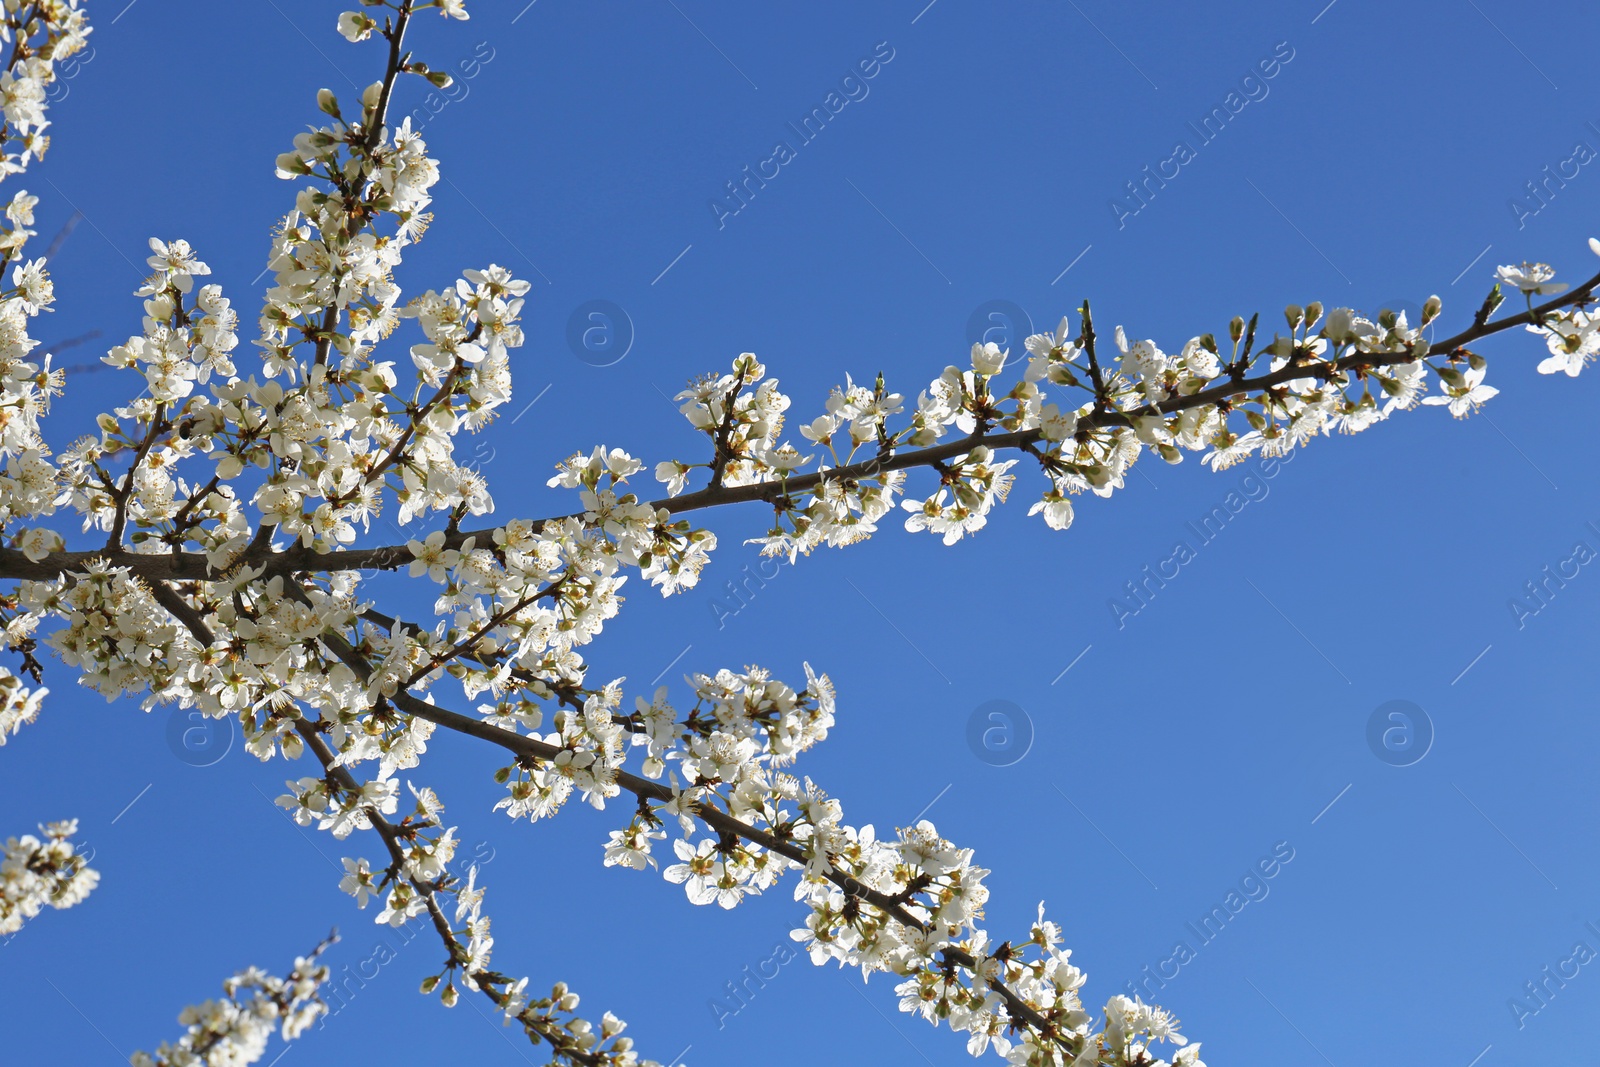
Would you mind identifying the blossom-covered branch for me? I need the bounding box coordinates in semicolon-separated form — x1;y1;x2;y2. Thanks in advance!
1;258;1596;587
0;0;89;187
131;933;338;1067
290;717;657;1067
0;817;96;935
145;562;652;1065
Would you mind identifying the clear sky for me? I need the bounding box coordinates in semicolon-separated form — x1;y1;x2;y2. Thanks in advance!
3;1;1598;1065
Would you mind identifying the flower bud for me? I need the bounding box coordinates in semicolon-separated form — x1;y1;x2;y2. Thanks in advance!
1479;283;1505;320
1324;307;1355;344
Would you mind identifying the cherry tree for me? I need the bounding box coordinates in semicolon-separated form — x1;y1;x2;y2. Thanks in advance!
3;2;1598;1065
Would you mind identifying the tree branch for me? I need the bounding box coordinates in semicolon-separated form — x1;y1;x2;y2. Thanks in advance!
4;267;1594;592
297;602;1070;1046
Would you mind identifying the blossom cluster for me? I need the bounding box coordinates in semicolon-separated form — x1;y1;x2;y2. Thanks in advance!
0;247;61;540
549;444;718;594
0;0;90;184
30;559;193;702
1510;245;1600;378
131;940;336;1067
0;818;96;936
0;663;44;744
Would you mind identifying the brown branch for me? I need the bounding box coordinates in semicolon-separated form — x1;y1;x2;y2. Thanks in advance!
398;585;552;689
167;474;222;545
41;210;81;264
1077;300;1109;413
362;343;478;488
707;366;748;489
364;2;415;157
312;2;415;371
149;582;214;646
104;402;168;551
310;306;341;372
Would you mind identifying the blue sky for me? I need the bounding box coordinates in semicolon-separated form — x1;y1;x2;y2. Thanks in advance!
3;0;1598;1065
